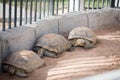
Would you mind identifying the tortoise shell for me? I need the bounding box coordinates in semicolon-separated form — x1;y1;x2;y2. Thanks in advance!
68;27;97;44
3;50;44;73
35;33;71;53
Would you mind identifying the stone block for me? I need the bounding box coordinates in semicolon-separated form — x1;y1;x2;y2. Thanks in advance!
113;9;120;26
99;9;114;28
88;9;114;29
35;17;59;39
88;11;100;29
0;26;36;60
58;12;88;35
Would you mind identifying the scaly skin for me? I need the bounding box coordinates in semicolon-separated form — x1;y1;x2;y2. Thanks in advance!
71;38;94;48
37;48;57;58
3;65;28;78
84;40;94;49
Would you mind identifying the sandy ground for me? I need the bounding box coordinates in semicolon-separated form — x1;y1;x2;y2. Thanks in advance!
0;26;120;80
0;22;3;30
0;22;9;30
0;22;14;30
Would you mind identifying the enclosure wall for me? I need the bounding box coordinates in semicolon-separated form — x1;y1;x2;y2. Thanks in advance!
0;8;120;72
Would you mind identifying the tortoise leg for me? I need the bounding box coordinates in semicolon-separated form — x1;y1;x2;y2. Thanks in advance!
44;50;57;58
68;45;75;51
37;48;45;58
84;40;94;49
67;40;75;51
15;69;28;78
2;64;9;73
8;66;16;75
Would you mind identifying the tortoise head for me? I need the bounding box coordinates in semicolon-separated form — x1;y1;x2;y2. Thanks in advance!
37;48;45;58
32;46;45;58
72;39;85;47
32;46;40;53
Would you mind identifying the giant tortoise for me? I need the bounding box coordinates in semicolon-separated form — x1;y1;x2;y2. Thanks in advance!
68;27;97;48
2;50;44;78
33;33;73;58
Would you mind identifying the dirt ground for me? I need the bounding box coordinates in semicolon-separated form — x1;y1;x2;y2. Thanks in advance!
0;26;120;80
0;22;14;31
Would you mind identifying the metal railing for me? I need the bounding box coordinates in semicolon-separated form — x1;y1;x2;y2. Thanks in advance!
0;0;119;31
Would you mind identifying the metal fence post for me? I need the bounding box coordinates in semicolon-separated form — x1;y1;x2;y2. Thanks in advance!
70;0;83;12
49;0;54;15
111;0;115;8
9;0;12;29
117;0;119;7
3;0;6;31
30;0;33;24
20;0;23;26
14;0;17;27
80;0;85;11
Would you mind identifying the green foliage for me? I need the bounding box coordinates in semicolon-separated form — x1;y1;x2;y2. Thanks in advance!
0;0;7;3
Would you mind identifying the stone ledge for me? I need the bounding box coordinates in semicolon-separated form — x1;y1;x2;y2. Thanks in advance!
88;9;114;29
0;26;36;60
112;9;120;26
58;12;88;36
35;17;59;39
